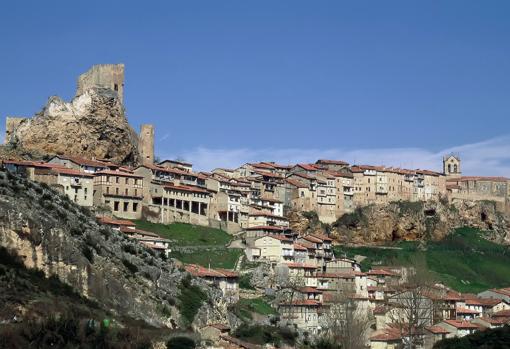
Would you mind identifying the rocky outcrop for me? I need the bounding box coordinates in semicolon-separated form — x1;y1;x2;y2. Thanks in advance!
6;88;140;164
0;170;226;328
290;200;510;245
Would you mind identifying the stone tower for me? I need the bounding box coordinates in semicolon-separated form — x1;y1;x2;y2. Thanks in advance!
139;124;155;165
443;154;461;177
76;64;125;104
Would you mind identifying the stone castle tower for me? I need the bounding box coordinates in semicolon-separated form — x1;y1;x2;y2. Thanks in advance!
76;64;125;104
443;154;461;177
139;124;155;165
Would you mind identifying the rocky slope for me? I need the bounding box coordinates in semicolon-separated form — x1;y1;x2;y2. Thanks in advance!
290;200;510;245
6;88;140;164
0;170;227;330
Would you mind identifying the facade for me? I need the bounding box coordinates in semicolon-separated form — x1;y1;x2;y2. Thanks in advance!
93;169;144;219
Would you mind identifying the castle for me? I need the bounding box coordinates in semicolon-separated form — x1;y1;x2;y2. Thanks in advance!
4;64;155;165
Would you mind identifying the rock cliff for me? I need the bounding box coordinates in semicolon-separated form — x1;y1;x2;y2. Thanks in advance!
6;88;140;164
0;170;227;329
290;200;510;245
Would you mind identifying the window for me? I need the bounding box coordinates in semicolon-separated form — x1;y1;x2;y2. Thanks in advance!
133;203;138;212
125;188;128;196
123;202;129;211
114;201;119;211
115;188;119;195
115;177;119;184
84;188;87;194
125;178;129;184
114;83;118;91
106;187;110;194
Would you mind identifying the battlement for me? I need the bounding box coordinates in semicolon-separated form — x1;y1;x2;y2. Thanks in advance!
76;64;125;104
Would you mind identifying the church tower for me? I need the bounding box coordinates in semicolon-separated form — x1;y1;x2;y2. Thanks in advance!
443;154;461;177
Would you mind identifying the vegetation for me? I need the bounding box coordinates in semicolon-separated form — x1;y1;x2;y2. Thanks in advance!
433;325;510;349
133;221;231;246
177;276;208;327
233;324;297;347
230;297;277;321
334;227;510;293
166;336;196;349
239;273;255;290
169;248;243;269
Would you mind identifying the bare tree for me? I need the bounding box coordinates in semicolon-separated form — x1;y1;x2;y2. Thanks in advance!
319;293;371;349
387;257;437;349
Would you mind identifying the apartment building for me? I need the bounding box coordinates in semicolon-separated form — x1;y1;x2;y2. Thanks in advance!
93;169;144;219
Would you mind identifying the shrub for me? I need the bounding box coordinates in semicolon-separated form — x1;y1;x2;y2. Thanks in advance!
177;276;207;327
122;258;139;274
166;336;196;349
239;273;254;290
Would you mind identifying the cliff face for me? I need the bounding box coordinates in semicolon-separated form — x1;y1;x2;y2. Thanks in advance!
0;170;227;328
7;88;140;164
291;200;510;245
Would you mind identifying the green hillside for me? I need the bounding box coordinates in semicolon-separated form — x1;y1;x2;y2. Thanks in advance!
334;227;510;293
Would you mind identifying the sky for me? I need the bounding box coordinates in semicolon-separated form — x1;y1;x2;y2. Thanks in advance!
0;1;509;173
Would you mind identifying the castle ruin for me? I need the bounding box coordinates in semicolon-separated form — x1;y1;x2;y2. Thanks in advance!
139;124;155;165
76;64;125;104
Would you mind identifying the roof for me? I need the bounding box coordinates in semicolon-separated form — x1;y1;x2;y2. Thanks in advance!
51;155;110;168
442;319;479;329
97;216;135;226
299;287;322;293
159;159;193;167
284;262;317;269
367;269;395;276
370;328;402;342
294;163;320;171
373;306;389;315
315;159;349;166
280;299;321;306
493;309;510;318
425;325;450;334
456;307;480;314
249;213;288;220
293;243;308;251
185;264;238;278
285;178;308;188
256;234;293;242
456;176;509;182
95;170;144;179
119;226;159;237
51;168;94;177
245;225;290;231
485;287;510;297
301;235;323;243
163;183;209;194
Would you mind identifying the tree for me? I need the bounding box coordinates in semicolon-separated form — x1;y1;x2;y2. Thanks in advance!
319;293;371;349
387;257;437;349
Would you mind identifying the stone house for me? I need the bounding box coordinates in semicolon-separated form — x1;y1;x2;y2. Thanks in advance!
245;235;294;263
435;319;479;338
185;264;239;302
93;169;144;220
48;155;109;173
278;299;322;334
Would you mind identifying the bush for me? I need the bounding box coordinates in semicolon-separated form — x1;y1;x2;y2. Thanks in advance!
166;336;196;349
122;258;139;274
239;273;254;290
82;245;94;264
177;276;207;327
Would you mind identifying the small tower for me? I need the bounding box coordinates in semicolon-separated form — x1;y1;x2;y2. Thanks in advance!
443;154;461;177
76;64;125;104
139;124;155;165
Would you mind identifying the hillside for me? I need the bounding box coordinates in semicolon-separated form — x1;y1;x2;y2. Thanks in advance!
335;227;510;293
0;170;228;334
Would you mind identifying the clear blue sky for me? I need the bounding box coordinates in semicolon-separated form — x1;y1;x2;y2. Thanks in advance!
1;1;509;172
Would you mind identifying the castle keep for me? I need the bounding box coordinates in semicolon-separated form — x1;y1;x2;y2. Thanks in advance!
76;63;125;104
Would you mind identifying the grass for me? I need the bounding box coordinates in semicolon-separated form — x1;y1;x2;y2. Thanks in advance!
334;227;510;293
133;220;232;246
238;297;277;316
169;248;243;269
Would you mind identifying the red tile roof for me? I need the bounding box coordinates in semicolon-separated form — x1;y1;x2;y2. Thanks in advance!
97;216;136;226
299;287;322;293
315;159;349;166
280;299;321;306
493;309;510;318
185;264;238;278
367;269;395;276
295;163;320;171
442;319;479;329
52;168;94;177
293;243;308;251
285;262;317;269
163;183;209;194
456;307;480;314
425;325;450;334
370;327;402;342
286;178;308;188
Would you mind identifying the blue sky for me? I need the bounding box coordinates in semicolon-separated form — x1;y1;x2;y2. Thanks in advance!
1;1;509;173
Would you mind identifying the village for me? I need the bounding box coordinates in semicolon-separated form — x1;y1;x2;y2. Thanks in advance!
2;64;510;349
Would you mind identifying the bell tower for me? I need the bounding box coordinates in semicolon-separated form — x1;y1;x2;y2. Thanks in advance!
443;154;461;178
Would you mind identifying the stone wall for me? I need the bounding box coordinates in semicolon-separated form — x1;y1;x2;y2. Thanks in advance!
76;64;125;104
139;124;155;165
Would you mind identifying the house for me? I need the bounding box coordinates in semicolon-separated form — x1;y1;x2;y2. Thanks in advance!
245;235;294;263
478;287;510;303
423;325;451;348
33;167;94;207
47;155;110;173
436;319;479;338
247;213;289;228
93;169;144;219
369;327;403;349
158;159;193;173
185;264;239;302
278;299;322;334
96;216;136;230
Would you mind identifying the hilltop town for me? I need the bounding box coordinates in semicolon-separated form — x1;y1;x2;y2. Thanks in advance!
2;64;510;349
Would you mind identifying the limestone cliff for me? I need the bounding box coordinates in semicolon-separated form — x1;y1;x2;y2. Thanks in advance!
6;88;140;164
290;200;510;245
0;170;227;329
